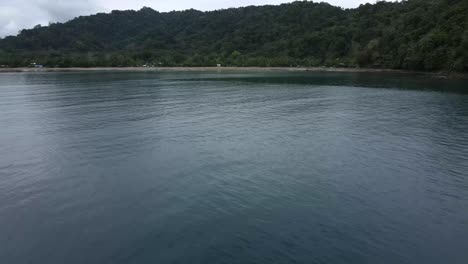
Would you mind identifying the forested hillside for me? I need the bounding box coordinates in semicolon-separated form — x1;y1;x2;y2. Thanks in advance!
0;0;467;71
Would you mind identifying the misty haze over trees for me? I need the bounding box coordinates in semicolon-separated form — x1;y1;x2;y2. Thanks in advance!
0;0;466;71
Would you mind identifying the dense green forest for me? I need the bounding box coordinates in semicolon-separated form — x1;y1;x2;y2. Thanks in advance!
0;0;467;71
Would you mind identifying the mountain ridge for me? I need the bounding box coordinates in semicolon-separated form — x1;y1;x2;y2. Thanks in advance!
0;0;467;71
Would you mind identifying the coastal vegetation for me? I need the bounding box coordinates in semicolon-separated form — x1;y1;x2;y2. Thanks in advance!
0;0;467;71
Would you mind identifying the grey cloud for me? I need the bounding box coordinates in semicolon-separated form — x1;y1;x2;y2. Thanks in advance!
0;2;44;37
0;0;103;37
36;0;103;22
99;0;377;12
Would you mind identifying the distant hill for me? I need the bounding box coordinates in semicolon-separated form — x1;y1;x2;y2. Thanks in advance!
0;0;467;71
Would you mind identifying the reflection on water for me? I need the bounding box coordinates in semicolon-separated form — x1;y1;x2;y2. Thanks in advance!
1;71;468;264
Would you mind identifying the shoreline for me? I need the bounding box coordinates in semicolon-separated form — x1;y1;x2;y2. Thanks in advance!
0;67;466;78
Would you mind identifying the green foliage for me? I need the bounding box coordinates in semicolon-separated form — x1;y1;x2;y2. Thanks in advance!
0;0;467;71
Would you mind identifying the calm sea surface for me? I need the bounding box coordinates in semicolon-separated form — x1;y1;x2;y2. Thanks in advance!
1;71;468;264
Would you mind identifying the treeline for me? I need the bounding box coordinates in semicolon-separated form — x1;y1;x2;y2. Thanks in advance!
0;0;467;71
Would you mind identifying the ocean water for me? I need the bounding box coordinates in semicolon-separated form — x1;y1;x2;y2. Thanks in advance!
1;71;468;264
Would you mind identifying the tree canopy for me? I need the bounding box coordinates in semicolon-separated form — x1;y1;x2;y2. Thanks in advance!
0;0;467;71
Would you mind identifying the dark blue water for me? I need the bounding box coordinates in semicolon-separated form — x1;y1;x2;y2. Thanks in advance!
1;71;468;264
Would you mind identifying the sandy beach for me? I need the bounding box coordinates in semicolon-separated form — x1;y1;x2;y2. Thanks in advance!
0;66;465;78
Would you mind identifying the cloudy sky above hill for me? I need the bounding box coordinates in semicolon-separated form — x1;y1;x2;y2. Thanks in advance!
0;0;379;37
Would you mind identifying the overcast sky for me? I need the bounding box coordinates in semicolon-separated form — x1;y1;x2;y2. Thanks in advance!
0;0;379;38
